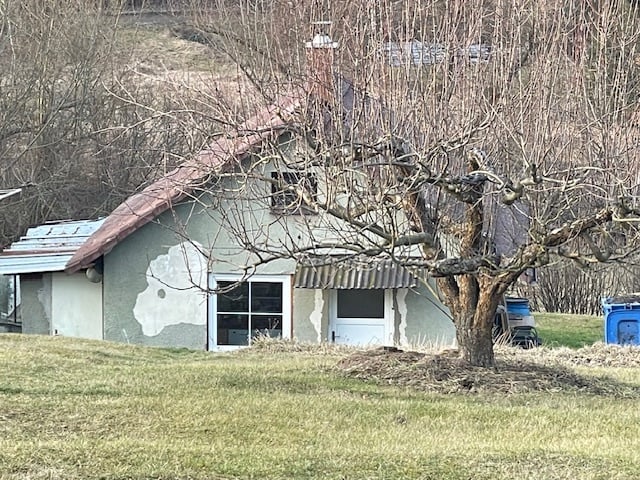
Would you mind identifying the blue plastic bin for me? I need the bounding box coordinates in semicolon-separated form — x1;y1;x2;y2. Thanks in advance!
505;297;535;328
602;296;640;345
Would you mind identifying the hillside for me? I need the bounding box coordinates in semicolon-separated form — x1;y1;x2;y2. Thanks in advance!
0;4;262;245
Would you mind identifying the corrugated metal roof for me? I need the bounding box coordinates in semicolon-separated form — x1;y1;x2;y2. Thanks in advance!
0;218;105;275
294;258;424;289
383;41;491;67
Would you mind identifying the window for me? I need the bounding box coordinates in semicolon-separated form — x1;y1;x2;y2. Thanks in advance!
337;289;385;318
210;275;292;348
271;171;318;214
0;274;20;325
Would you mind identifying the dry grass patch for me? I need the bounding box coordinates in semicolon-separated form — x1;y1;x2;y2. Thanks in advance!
114;22;277;126
248;334;360;355
503;341;640;367
336;344;640;397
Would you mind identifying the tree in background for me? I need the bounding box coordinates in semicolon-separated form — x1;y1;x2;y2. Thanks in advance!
0;0;218;243
172;0;640;366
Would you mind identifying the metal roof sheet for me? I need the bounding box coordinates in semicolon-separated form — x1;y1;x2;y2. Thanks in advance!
0;218;105;275
383;41;491;67
294;258;424;289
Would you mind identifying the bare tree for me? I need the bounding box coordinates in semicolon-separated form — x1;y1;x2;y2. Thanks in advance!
0;0;222;244
152;0;640;366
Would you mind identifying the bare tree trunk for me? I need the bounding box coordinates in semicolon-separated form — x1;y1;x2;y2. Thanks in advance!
455;307;495;368
439;275;502;367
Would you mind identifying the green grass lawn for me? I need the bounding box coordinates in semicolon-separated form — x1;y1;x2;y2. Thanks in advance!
535;313;604;348
1;333;640;479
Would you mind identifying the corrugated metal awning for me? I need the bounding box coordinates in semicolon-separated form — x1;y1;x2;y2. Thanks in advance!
0;254;75;275
294;258;425;289
0;218;105;275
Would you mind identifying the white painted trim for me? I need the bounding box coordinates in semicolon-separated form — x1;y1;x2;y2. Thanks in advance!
208;274;292;350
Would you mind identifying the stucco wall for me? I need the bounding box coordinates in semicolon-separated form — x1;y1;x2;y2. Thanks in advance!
19;272;104;339
103;197;456;350
20;274;51;335
50;272;102;339
292;288;327;343
291;285;454;348
103;219;209;349
399;283;456;348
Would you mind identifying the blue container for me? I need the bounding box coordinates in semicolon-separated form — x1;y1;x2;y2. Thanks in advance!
602;296;640;345
505;297;535;328
506;297;532;316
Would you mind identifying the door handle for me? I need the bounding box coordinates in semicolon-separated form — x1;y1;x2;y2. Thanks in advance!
331;330;336;342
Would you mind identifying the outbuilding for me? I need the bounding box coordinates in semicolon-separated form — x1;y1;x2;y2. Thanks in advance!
0;219;105;338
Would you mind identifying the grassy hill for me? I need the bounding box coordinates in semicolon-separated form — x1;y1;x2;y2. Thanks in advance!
1;333;640;479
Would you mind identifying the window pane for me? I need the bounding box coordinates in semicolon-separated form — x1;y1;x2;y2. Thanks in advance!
217;314;249;345
217;281;249;312
271;171;296;210
270;171;318;214
252;314;283;340
337;290;384;318
251;282;283;313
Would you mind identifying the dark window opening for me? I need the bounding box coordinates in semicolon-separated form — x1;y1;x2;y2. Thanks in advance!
337;289;385;318
216;280;284;346
271;171;318;214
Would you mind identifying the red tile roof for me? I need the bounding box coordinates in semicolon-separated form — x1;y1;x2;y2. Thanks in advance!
65;92;302;273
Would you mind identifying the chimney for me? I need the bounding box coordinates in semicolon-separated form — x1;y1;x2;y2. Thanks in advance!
305;21;338;104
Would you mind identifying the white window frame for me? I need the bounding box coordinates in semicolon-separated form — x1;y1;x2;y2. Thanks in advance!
208;274;292;351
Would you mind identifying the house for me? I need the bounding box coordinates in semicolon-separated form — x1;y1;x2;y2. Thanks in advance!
382;40;491;67
1;29;456;350
0;219;105;337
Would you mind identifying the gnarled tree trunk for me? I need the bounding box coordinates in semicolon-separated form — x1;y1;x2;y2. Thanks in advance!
440;275;504;367
454;308;496;368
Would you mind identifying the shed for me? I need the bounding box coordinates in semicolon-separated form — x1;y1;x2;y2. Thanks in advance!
0;219;105;338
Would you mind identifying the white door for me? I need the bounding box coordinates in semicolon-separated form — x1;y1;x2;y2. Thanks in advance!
329;289;393;346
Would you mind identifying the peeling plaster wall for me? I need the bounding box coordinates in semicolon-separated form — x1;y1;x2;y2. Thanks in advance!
292;288;326;343
102;194;298;350
133;242;207;338
294;286;451;348
103;195;455;350
103;217;208;349
21;274;51;335
394;289;409;346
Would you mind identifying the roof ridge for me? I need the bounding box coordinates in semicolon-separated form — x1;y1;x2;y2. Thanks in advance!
65;91;303;273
